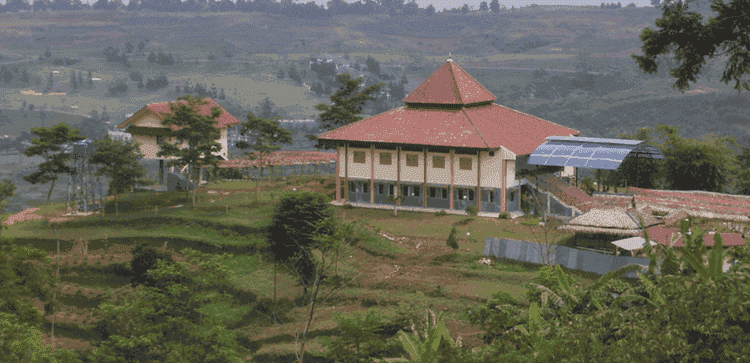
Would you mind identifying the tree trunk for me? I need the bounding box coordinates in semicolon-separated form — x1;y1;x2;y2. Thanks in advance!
47;178;56;202
115;193;119;218
297;274;323;363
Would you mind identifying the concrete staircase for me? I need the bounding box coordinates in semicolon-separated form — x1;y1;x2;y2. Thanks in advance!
522;173;595;217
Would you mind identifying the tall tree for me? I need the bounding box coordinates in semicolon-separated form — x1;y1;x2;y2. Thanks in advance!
265;191;336;305
309;73;383;142
23;124;86;202
736;144;750;195
479;0;488;11
633;0;750;92
490;0;499;12
425;3;435;14
0;179;15;214
235;112;293;202
156;95;223;209
89;135;148;217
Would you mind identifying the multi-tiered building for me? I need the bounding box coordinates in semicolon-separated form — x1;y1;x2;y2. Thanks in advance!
316;57;580;214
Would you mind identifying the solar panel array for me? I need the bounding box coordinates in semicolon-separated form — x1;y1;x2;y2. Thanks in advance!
528;136;664;170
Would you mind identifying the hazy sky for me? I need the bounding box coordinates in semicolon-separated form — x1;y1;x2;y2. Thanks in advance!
68;0;656;12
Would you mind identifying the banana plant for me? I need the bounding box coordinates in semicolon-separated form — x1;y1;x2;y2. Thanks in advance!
677;218;726;279
385;308;462;362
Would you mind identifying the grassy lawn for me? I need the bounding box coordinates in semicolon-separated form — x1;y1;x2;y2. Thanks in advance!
5;176;597;361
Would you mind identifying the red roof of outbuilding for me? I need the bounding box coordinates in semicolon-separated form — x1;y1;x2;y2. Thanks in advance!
317;103;579;154
404;60;497;105
645;226;747;247
118;98;241;131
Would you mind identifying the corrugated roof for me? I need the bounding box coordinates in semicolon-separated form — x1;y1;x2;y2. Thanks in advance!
528;136;664;170
118;98;240;131
404;61;497;105
317;104;580;154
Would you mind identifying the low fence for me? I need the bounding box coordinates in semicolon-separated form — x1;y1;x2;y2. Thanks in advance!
483;237;655;279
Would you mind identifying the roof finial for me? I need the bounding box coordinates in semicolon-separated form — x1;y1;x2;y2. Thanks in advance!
447;53;453;62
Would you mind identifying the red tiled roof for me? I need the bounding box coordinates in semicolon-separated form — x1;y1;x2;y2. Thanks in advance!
404;60;497;105
645;226;746;247
218;151;337;168
119;98;241;131
317;104;579;154
629;187;750;223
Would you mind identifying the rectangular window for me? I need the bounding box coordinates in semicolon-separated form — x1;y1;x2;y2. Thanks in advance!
469;189;474;201
389;184;395;195
442;188;448;199
379;152;392;165
489;151;495;157
489;191;495;203
402;185;409;197
406;154;418;167
457;189;464;200
432;156;445;169
459;157;472;171
413;187;420;197
353;151;366;164
378;183;384;195
510;191;515;202
156;135;162;144
430;187;437;198
362;182;369;194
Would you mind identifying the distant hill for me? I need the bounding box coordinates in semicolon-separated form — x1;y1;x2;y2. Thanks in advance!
0;110;89;139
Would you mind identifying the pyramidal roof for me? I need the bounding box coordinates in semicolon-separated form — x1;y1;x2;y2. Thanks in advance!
403;59;497;105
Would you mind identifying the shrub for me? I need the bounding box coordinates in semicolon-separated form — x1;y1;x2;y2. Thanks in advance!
446;226;459;250
435;210;448;216
319;310;405;363
342;203;354;209
498;211;510;219
361;297;379;307
465;205;478;216
129;243;175;289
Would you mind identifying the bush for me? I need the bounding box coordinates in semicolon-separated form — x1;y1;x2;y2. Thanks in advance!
435;210;448;216
319;310;406;363
342;203;354;209
129;243;176;289
446;226;459;250
465;205;478;216
498;211;510;219
218;167;244;180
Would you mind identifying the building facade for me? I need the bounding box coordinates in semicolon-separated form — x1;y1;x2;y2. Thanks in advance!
117;98;240;183
317;58;581;213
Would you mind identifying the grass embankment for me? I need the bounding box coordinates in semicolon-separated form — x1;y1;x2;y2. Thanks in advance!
8;174;594;361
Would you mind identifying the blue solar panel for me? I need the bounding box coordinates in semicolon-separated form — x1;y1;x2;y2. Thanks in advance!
528;137;665;170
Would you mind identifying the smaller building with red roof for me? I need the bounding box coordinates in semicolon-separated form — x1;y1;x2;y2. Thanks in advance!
118;98;241;183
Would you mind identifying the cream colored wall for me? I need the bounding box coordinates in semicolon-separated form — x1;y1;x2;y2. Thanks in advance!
335;146;519;189
132;134;160;159
216;128;228;160
453;154;477;186
426;151;451;185
480;151;503;188
374;149;397;180
345;147;372;179
507;159;516;189
399;150;424;183
132;113;163;128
